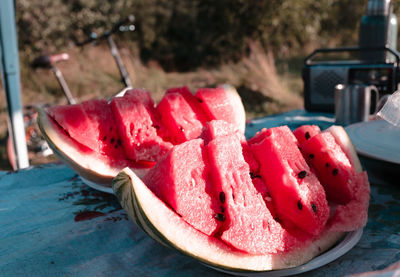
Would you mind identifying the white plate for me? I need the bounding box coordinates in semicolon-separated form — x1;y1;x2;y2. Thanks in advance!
206;229;363;277
345;120;400;164
80;176;114;194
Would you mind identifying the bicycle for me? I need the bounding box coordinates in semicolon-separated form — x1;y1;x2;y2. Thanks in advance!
6;15;136;170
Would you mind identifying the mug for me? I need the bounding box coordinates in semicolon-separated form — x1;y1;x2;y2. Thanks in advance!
334;84;379;126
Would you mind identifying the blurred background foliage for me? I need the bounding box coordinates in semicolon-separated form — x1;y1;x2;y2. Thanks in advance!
16;0;385;71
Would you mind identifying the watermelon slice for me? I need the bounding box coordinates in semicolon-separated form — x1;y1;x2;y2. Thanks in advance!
110;91;172;163
205;130;293;254
249;126;330;236
156;92;205;144
143;139;220;236
299;131;356;204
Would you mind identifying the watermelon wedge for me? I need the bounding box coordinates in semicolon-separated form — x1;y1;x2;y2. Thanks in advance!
110;91;172;163
205;131;294;254
143;139;221;236
249;126;330;236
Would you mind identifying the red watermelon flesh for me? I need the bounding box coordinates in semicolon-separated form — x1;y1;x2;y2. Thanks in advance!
166;86;210;125
299;132;355;205
206;133;292;254
293;125;321;145
110;93;173;163
201;120;260;174
195;86;246;133
328;171;370;232
249;126;330;236
47;99;125;159
124;88;155;108
143;139;220;236
80;100;126;159
156;92;205;144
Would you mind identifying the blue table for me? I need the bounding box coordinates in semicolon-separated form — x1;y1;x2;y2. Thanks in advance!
0;110;399;276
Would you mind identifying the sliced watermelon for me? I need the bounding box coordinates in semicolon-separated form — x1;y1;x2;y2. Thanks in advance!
110;92;172;163
47;99;125;159
143;139;220;236
249;126;330;236
206;132;291;254
299;131;356;204
293;125;321;145
37;107;149;186
112;168;345;272
195;85;246;133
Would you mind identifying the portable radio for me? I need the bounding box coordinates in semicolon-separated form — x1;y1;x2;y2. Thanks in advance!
303;0;400;112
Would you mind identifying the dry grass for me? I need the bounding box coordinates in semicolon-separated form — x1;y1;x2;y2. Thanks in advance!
0;42;303;170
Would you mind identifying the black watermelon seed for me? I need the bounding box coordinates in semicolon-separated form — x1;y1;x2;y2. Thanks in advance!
298;170;307;179
102;136;107;142
250;172;261;179
198;98;203;103
220;206;225;213
117;139;122;146
311;203;317;213
297;200;303;210
152;124;160;130
179;126;184;132
305;132;311;140
309;153;314;159
332;168;339;176
110;138;115;144
214;213;225;222
219;192;226;204
325;163;330;167
274;217;281;223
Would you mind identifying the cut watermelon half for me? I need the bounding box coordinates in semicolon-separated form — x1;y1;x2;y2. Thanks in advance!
112;168;345;272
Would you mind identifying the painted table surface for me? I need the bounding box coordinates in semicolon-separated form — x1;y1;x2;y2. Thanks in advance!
0;110;399;277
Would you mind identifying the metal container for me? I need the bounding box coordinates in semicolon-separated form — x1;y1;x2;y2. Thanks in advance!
334;84;379;125
359;0;398;62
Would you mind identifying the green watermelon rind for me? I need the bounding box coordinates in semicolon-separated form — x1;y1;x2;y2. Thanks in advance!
112;168;346;272
37;106;149;186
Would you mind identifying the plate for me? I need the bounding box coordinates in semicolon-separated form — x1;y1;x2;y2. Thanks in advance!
80;176;114;194
206;229;363;277
345;120;400;164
